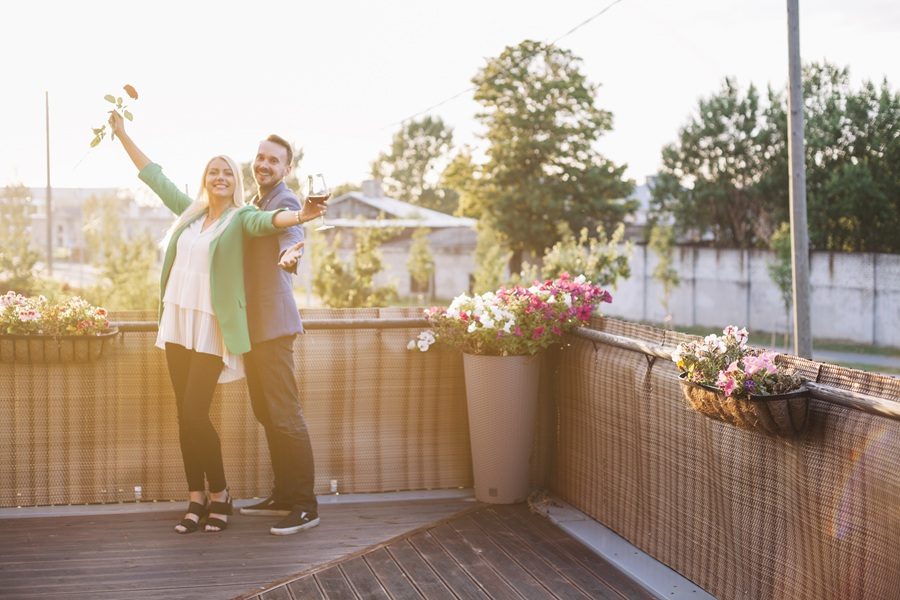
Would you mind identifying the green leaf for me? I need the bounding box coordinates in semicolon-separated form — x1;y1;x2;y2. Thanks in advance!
123;110;133;121
104;95;116;103
90;136;101;147
116;97;123;107
92;127;103;135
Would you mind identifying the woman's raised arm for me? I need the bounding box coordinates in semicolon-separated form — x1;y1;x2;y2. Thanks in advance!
108;111;151;172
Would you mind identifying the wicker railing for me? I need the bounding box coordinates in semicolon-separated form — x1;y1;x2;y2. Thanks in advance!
3;311;899;599
553;318;900;600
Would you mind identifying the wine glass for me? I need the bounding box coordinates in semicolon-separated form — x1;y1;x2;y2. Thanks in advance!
306;173;333;231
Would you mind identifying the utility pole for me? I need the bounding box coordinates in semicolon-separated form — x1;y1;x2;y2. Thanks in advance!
786;0;812;358
45;91;53;276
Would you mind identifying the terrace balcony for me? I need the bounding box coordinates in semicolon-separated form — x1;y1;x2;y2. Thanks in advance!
1;309;898;599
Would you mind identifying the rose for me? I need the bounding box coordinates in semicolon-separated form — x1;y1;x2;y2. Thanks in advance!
90;84;139;147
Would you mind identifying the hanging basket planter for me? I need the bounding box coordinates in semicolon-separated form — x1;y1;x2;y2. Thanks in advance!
678;374;809;437
0;328;119;364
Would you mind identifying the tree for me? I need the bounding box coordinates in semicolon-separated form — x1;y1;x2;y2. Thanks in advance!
648;224;680;326
82;193;123;264
371;116;458;213
0;183;40;294
86;231;158;310
767;63;900;252
471;222;511;295
653;63;900;252
651;78;783;248
311;227;398;308
767;222;793;345
540;222;632;289
460;40;634;273
406;228;434;300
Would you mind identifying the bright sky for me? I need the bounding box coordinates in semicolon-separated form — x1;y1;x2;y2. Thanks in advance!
2;0;897;197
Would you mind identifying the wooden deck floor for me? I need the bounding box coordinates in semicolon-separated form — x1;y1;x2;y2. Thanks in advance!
241;504;654;600
0;498;654;600
0;496;474;600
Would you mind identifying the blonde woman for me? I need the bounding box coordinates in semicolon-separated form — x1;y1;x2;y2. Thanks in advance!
108;112;322;533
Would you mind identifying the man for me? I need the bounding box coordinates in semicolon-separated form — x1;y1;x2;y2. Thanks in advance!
239;134;319;536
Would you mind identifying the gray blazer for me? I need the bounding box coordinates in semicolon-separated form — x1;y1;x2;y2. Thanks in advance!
244;181;304;344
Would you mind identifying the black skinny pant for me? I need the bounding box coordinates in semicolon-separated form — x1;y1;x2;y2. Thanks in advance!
165;343;226;493
245;336;317;513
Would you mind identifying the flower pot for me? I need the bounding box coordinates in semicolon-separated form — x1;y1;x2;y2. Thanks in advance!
462;352;541;503
678;374;809;437
0;328;119;364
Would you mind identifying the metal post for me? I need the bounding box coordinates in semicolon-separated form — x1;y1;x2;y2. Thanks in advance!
45;91;53;276
786;0;812;358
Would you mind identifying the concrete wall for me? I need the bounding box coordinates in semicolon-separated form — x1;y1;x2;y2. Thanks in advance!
604;245;900;347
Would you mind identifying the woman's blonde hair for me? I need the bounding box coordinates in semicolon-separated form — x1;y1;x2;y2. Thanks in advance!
161;155;246;248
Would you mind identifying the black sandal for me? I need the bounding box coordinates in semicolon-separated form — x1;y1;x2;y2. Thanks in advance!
175;501;207;534
204;493;233;532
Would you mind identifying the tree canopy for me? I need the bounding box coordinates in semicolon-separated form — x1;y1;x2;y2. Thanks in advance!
652;63;900;252
371;116;458;214
452;40;634;273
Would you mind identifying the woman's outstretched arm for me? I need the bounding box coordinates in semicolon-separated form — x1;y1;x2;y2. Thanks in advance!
108;111;151;171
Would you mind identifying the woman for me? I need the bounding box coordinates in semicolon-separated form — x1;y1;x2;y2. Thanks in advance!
108;112;322;533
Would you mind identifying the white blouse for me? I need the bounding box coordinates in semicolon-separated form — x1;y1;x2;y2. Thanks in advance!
155;212;244;383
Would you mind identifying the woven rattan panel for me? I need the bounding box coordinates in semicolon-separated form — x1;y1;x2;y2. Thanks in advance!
553;323;900;600
0;308;473;507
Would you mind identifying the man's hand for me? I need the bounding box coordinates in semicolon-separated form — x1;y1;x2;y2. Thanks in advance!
278;240;305;271
297;199;326;224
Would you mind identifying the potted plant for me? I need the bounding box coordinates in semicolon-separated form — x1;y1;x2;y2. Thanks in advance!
0;292;118;363
671;326;809;436
411;273;612;503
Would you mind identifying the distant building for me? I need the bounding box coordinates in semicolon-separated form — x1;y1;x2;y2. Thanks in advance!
27;187;172;262
322;180;477;299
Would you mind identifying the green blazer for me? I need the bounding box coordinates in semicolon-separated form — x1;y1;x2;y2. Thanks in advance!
139;163;286;355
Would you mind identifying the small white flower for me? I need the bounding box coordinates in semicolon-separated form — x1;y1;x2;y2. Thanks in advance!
574;274;586;284
467;322;478;333
417;340;431;352
407;340;417;350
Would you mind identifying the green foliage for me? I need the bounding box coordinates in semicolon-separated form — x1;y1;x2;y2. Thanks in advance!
540;222;632;290
651;78;782;248
85;230;158;311
767;222;793;314
471;222;511;295
311;226;399;308
648;224;680;323
406;228;434;297
91;84;138;147
82;193;123;264
654;63;900;252
0;183;41;295
459;40;635;272
371;116;458;213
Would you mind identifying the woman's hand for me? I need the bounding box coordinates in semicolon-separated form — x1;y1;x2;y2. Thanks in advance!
108;111;126;138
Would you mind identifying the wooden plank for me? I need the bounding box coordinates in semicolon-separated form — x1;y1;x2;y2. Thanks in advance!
362;547;424;600
385;540;456;600
259;586;293;600
339;556;391;599
448;513;558;599
315;566;360;599
427;522;522;600
287;574;326;599
467;508;592;600
408;531;489;600
498;505;655;599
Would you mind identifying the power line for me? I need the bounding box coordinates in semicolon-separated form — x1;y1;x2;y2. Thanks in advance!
389;0;629;129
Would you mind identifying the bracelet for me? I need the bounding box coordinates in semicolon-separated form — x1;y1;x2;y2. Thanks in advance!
295;209;302;225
